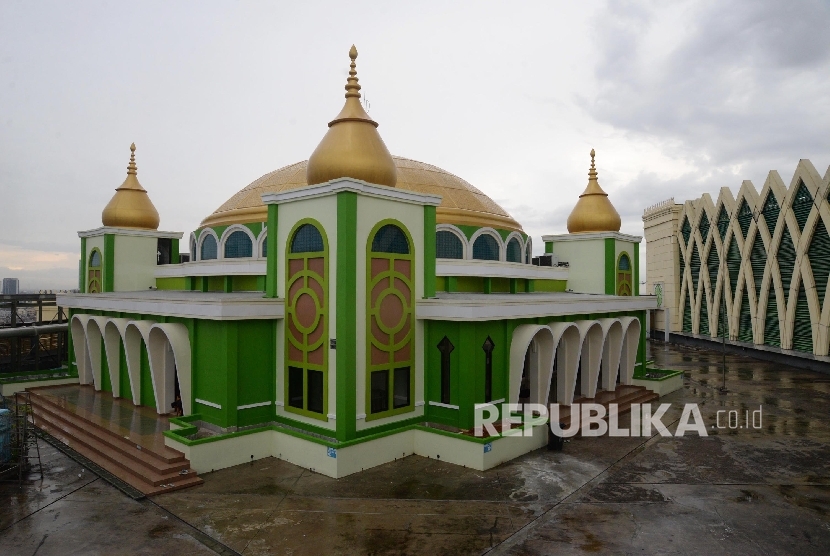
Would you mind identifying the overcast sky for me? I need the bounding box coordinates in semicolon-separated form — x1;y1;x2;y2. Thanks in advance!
1;0;828;291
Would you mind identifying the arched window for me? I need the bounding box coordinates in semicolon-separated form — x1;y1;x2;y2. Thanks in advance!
285;221;328;419
189;236;196;262
617;253;632;296
201;234;217;260
372;224;410;254
261;234;268;258
472;233;500;261
436;230;463;259
88;249;102;293
367;222;414;419
526;242;532;264
506;238;522;263
224;230;253;258
291;224;324;253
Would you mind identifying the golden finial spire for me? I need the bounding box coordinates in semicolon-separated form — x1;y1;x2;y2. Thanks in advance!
566;148;621;233
345;45;360;99
101;143;160;229
127;142;137;175
306;46;397;187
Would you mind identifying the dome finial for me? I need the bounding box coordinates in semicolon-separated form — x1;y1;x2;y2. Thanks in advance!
345;45;361;99
127;142;137;175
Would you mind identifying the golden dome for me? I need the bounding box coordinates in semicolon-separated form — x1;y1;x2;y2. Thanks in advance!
566;149;621;234
306;45;397;188
101;143;160;230
201;157;522;231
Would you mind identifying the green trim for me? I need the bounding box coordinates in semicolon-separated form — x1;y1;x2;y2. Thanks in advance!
604;237;615;295
532;279;567;292
365;218;416;422
156;277;187;290
103;234;115;292
456;225;480;240
336;192;358;440
545;241;553;254
423;206;436;298
79;237;86;293
483;277;492;294
447;276;458;293
266;204;278;298
633;242;639;296
284;218;329;422
244;222;263;238
170;238;180;264
223;276;233;293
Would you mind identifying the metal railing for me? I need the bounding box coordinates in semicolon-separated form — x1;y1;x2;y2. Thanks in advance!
0;294;68;375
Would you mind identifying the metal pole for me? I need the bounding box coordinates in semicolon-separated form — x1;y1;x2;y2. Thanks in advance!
720;297;728;393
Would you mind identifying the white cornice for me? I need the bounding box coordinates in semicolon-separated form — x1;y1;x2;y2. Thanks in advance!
436;259;568;280
542;231;642;243
416;293;657;321
57;291;283;320
155;260;266;278
261;178;443;207
78;227;183;239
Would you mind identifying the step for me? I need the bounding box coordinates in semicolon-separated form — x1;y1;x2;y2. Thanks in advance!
28;389;185;464
33;406;197;488
31;399;190;482
36;412;203;496
29;394;187;471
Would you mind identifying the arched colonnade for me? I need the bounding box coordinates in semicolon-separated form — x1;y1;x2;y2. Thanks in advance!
70;314;192;416
508;317;641;406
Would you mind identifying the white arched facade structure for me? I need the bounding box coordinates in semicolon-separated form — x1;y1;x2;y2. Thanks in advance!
219;224;257;260
148;323;193;416
196;228;220;261
103;318;130;398
468;227;506;261
509;316;643;406
257;226;268;259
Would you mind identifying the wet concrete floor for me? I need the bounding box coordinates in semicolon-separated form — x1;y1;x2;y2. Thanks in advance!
2;341;830;555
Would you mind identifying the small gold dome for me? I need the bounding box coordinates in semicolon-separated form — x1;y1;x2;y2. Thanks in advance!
566;149;621;233
101;143;160;230
306;46;397;187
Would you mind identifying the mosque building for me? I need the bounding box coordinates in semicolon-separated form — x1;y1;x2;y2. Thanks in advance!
57;47;656;480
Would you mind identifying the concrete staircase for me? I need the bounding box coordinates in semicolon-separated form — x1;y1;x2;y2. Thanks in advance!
28;389;202;496
559;384;661;428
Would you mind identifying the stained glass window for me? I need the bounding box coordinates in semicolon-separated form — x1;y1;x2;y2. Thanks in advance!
506;238;522;263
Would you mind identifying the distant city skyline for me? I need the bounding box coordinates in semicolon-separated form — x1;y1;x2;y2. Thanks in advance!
2;0;828;290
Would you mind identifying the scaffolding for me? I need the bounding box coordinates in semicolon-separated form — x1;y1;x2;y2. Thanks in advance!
0;391;43;483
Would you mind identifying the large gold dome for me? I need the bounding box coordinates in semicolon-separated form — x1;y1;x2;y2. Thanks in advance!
200;156;523;232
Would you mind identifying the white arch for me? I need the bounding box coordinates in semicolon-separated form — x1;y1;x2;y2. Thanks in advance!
148;323;192;416
257;225;268;259
219;224;257;260
84;316;109;391
124;320;156;407
435;224;469;259
598;319;624;391
103;318;131;398
197;228;220;261
573;320;604;400
619;317;642;385
468;227;506;261
509;324;555;405
524;236;533;264
70;314;93;385
189;232;197;262
545;322;581;405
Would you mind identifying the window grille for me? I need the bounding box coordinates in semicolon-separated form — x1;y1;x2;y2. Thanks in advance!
200;235;217;260
224;230;253;258
291;224;324;253
371;224;409;254
436;230;463;259
472;234;499;261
